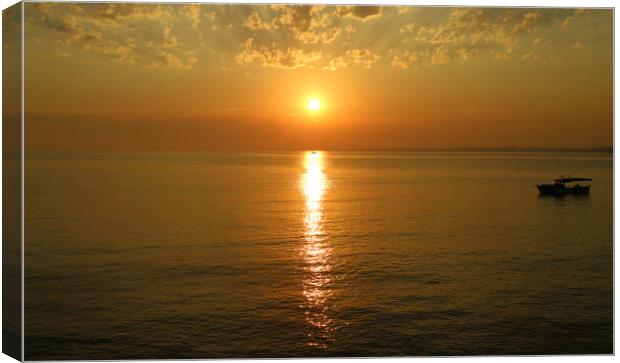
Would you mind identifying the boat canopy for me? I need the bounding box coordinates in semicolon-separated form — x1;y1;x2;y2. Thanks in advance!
556;177;592;183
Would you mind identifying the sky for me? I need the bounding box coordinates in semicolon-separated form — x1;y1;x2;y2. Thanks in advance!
20;3;613;151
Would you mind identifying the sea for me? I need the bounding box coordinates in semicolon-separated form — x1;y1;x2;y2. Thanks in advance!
24;151;613;359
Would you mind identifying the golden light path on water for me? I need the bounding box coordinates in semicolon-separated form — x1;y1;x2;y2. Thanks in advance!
301;151;334;348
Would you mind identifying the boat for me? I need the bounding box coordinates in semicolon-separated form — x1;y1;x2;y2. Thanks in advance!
536;177;592;196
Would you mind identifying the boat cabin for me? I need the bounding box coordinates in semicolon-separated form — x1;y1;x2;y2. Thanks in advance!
537;177;592;196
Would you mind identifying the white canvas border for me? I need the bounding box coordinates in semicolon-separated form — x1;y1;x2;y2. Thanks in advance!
0;1;616;363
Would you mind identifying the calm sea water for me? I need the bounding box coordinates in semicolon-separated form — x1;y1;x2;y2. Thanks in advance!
24;151;613;359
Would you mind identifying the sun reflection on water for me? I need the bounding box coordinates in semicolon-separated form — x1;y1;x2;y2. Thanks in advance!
301;151;334;348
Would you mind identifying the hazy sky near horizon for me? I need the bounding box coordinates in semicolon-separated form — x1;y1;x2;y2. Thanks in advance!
21;3;612;150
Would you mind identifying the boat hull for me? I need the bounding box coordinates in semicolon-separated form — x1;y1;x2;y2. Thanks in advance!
537;184;590;196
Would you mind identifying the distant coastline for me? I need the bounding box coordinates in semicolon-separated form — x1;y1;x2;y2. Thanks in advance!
384;146;614;153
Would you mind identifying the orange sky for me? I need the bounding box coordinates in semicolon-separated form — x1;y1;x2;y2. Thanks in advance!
19;3;613;151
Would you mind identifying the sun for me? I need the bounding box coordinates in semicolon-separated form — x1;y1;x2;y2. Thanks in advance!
307;98;322;112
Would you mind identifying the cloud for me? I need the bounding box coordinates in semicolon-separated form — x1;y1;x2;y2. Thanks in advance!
26;3;209;68
456;47;478;61
267;5;344;44
562;8;585;27
244;12;272;30
415;9;544;47
401;8;559;65
351;6;382;19
324;49;380;71
163;26;178;48
296;27;341;44
185;4;201;28
25;4;609;71
400;22;416;33
235;38;322;69
337;6;383;20
235;5;383;69
430;46;451;65
63;3;176;28
390;51;418;69
520;51;540;61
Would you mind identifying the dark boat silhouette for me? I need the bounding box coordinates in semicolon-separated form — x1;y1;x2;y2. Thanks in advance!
537;177;592;196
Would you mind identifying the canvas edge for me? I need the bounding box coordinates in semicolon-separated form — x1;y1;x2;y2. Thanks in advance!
2;1;24;361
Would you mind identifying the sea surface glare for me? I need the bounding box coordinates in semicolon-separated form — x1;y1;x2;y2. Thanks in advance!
25;151;613;359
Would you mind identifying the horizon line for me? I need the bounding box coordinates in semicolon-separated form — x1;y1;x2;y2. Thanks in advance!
21;146;614;154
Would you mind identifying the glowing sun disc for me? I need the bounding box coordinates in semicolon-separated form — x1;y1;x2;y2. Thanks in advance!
307;98;321;112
